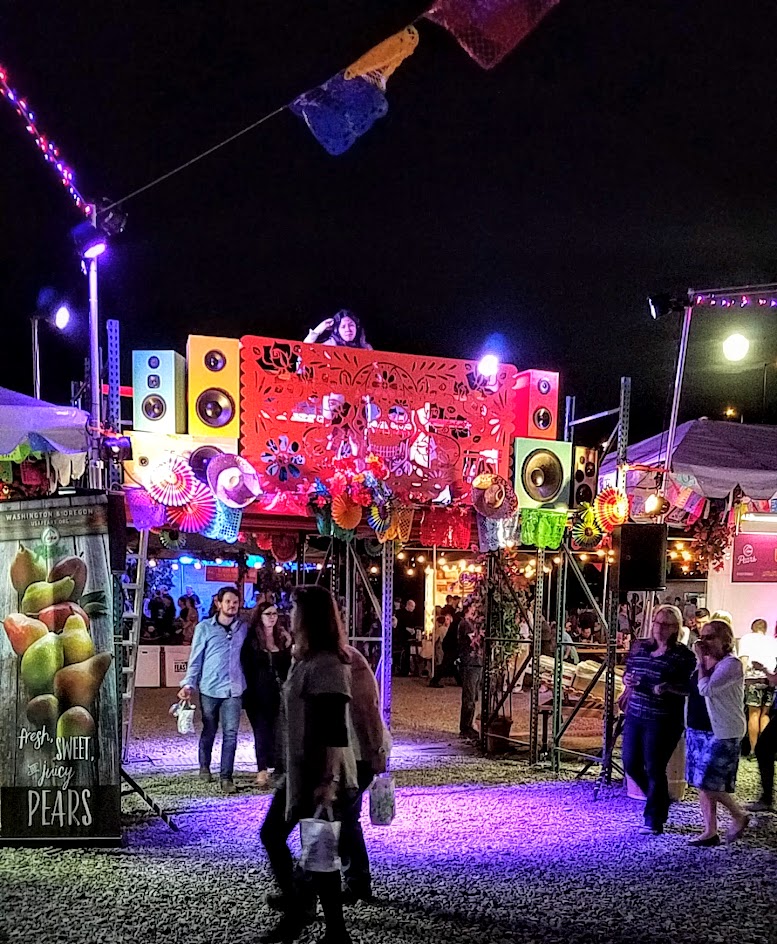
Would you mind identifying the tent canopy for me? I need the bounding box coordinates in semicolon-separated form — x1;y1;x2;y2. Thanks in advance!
600;418;777;499
0;386;89;457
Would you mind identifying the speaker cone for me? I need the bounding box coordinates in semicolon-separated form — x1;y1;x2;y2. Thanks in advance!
142;394;167;421
575;483;593;505
522;449;565;503
537;378;551;395
204;349;227;372
189;445;224;481
196;388;235;428
533;407;552;431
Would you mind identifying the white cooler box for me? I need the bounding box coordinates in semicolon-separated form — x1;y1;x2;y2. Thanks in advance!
163;645;192;688
135;646;162;687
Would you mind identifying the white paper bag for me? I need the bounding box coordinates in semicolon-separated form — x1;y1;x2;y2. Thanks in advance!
299;806;342;872
174;700;196;735
369;774;396;826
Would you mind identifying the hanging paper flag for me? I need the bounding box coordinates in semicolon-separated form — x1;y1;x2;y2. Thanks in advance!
290;73;388;156
344;26;419;86
426;0;560;70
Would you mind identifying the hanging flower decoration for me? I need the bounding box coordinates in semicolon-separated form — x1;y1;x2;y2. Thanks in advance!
272;533;298;563
594;488;630;533
260;435;305;483
571;502;603;550
691;512;734;573
146;455;197;507
307;455;394;538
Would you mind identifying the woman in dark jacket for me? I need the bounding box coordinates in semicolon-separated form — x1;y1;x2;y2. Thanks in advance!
621;604;696;836
242;602;292;787
259;585;356;944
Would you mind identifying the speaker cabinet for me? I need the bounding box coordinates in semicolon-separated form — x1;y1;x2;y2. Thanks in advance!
613;523;668;591
124;431;238;488
187;335;241;439
106;490;128;574
132;350;186;434
572;446;599;508
513;369;559;440
513;438;573;509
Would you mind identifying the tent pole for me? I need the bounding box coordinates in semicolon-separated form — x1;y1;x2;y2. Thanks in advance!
661;303;693;491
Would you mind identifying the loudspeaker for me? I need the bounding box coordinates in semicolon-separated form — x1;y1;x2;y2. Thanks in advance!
572;446;599;508
106;490;128;574
132;350;186;434
513;438;573;509
123;431;238;488
513;369;559;440
187;335;241;439
614;523;668;591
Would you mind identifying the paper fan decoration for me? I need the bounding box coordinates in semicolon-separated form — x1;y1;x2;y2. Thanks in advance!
594;488;630;533
572;505;602;551
332;495;363;531
166;480;217;533
159;529;186;550
367;502;392;534
146;455;197;507
272;533;298;563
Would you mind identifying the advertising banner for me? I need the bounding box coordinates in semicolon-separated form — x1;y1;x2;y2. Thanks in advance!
0;495;121;845
731;532;777;583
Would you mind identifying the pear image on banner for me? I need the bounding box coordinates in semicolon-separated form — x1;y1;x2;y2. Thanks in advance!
0;495;121;845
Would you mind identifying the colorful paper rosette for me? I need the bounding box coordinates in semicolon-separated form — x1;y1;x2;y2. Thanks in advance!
572;504;602;551
367;501;392;534
332;494;363;531
271;533;298;563
159;529;186;550
145;455;197;507
166;480;217;533
594;488;630;533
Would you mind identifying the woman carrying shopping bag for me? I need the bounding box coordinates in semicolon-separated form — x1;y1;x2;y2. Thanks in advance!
259;585;357;944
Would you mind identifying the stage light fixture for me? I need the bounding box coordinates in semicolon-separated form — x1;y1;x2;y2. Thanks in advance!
71;220;107;260
644;493;670;517
477;354;499;377
99;434;132;463
647;293;685;320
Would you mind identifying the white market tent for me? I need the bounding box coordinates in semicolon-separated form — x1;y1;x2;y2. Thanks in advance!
0;386;88;457
600;418;777;502
0;387;89;486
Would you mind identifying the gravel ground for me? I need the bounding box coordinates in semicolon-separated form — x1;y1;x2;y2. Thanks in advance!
1;685;775;944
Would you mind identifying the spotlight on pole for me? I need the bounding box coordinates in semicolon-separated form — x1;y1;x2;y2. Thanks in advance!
477;354;500;378
54;305;71;330
71;220;107;260
647;293;685;320
722;333;750;362
31;289;73;399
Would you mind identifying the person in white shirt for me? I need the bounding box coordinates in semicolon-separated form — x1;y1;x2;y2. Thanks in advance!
738;618;777;754
691;620;749;843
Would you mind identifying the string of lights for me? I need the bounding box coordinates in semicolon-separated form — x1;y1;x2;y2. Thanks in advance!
0;62;92;217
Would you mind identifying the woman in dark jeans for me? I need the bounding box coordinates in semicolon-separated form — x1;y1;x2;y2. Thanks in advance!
259;586;356;944
621;604;696;835
242;602;292;787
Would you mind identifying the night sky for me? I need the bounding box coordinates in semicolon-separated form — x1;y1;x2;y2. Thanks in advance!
3;1;777;442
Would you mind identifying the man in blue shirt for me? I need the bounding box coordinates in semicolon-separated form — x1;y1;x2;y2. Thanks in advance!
178;586;248;794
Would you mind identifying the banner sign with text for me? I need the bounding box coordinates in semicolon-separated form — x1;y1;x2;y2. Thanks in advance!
0;496;120;845
731;532;777;583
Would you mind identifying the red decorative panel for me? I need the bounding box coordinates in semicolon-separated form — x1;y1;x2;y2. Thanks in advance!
240;337;522;514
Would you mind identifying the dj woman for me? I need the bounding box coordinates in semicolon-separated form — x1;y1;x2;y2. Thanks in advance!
304;309;372;349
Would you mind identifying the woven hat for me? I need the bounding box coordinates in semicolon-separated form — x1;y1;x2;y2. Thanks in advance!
206;454;262;509
471;473;518;520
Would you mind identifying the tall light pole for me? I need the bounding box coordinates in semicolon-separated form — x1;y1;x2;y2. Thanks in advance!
71;217;107;489
30;299;71;400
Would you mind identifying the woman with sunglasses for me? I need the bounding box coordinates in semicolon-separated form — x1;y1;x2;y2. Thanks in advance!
686;619;749;845
621;604;696;835
242;601;292;787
